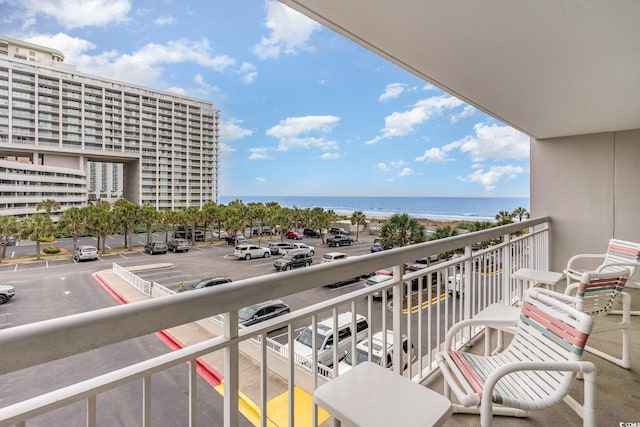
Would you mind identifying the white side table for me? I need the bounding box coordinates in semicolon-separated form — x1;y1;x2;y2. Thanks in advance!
475;269;564;355
314;361;452;427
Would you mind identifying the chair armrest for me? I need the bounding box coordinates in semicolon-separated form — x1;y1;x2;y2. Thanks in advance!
565;253;605;271
444;317;520;349
595;261;640;273
481;361;596;415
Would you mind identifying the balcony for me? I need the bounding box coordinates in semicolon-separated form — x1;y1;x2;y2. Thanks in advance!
0;218;637;426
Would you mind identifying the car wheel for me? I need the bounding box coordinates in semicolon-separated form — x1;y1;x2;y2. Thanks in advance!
348;241;352;246
0;295;6;304
335;242;340;247
285;265;291;270
173;248;177;253
310;250;315;255
263;252;269;258
245;254;251;260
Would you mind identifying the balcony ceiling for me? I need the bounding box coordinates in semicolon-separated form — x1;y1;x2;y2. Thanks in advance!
280;0;640;140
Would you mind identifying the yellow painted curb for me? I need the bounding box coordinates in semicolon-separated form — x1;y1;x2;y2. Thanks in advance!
215;381;266;426
402;293;448;314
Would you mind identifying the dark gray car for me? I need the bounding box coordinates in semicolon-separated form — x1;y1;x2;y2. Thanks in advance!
238;300;290;326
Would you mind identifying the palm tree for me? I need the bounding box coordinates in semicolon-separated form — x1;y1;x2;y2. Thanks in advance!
379;213;426;249
163;209;183;242
511;206;530;222
113;198;139;249
350;211;367;242
320;209;338;244
20;214;54;260
202;201;221;240
247;202;267;236
495;210;514;225
36;198;61;216
84;201;112;252
0;215;19;263
139;205;159;244
182;207;203;244
429;225;459;259
57;207;85;251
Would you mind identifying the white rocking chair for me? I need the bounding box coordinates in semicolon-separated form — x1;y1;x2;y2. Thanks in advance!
436;287;596;427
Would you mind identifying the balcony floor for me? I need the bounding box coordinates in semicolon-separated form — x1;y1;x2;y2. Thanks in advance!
426;286;640;427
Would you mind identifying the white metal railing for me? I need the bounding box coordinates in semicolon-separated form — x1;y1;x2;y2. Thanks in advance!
0;218;550;427
112;262;152;295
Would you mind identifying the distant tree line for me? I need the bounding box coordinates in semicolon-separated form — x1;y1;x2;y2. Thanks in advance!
0;197;528;263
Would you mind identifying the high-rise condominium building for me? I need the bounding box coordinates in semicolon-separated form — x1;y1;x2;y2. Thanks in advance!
0;35;219;217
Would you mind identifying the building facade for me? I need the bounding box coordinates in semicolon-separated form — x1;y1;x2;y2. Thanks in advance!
0;35;219;217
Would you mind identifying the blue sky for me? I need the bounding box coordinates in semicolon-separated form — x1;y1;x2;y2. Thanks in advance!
2;0;530;198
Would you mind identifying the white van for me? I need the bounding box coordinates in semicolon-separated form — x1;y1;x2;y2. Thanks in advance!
292;312;368;367
338;330;416;374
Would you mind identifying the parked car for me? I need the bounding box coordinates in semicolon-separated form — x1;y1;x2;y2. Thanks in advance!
370;242;382;252
289;242;315;255
226;235;247;245
326;234;354;247
0;235;16;246
73;245;98;262
303;228;321;238
234;244;270;260
0;284;15;304
290;311;368;368
365;273;394;298
338;330;415;374
329;227;347;235
447;274;463;296
321;252;361;287
285;230;303;240
212;229;228;239
144;241;168;255
273;250;313;271
268;242;295;255
321;251;350;263
190;276;232;290
238;300;290;326
167;238;190;253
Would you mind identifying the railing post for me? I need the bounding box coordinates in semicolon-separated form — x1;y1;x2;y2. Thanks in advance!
463;245;472;322
392;263;403;374
224;311;239;427
502;232;512;304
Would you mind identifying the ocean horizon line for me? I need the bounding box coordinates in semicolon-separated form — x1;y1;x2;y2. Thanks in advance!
218;195;530;223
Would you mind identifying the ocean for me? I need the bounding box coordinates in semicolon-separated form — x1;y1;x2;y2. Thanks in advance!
218;196;530;222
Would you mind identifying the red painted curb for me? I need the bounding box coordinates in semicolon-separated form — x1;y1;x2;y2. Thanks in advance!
94;272;223;386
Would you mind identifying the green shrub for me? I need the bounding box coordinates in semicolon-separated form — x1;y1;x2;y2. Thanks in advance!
40;236;56;243
43;246;61;254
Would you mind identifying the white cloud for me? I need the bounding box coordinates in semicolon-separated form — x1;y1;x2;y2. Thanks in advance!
249;148;271;160
256;177;267;185
366;95;464;144
219;118;253;141
24;34;244;89
378;83;406;102
154;15;174;26
453;123;529;162
218;143;235;153
239;62;258;85
450;105;476;124
460;165;525;191
321;152;340;159
376;162;389;172
398;167;414;177
16;0;131;29
252;0;321;60
266;115;340;151
415;147;453;163
376;161;414;177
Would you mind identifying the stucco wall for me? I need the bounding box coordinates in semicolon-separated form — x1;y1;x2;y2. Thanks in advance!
531;128;640;279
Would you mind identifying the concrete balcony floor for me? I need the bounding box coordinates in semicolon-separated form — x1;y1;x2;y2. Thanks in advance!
426;286;640;427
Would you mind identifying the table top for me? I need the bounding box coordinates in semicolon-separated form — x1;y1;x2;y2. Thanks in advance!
513;268;564;285
314;361;452;427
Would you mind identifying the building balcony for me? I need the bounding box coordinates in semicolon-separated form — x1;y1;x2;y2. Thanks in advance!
1;218;637;426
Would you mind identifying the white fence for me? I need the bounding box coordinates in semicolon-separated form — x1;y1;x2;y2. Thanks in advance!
0;218;550;427
112;262;152;295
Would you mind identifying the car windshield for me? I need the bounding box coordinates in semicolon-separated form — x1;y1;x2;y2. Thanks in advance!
343;347;381;366
238;306;258;321
296;328;326;350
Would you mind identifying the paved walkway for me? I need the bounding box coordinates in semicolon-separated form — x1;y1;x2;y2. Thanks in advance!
93;264;329;427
